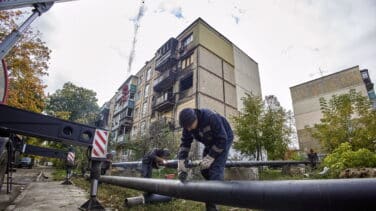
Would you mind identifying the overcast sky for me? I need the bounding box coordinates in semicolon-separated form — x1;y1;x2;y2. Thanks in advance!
27;0;376;111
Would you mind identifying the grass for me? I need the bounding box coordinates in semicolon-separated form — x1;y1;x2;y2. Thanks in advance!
259;168;305;180
52;168;66;181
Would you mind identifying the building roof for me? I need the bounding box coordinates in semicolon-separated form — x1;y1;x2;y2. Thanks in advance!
177;17;258;64
290;65;360;90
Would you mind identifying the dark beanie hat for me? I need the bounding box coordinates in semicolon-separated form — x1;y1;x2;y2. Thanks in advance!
179;108;197;128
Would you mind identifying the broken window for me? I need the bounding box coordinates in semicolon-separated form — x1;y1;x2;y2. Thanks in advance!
180;74;193;92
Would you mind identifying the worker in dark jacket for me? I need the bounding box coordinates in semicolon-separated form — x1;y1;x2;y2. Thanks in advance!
141;148;170;178
177;108;233;211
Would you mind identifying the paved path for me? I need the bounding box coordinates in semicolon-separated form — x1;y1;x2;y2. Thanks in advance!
0;166;88;211
6;181;88;211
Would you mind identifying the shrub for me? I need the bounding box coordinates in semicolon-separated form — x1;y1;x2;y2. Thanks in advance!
323;142;376;177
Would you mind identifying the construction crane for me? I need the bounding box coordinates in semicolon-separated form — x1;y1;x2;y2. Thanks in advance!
0;1;108;210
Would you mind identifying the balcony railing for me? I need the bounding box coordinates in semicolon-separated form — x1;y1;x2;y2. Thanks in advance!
153;70;176;92
155;38;178;72
152;92;175;111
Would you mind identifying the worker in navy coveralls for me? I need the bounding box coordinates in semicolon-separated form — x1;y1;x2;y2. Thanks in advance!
177;108;233;211
141;148;170;178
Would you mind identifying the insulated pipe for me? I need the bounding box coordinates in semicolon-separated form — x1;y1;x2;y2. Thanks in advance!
124;194;172;207
124;196;144;207
99;176;376;210
112;160;311;169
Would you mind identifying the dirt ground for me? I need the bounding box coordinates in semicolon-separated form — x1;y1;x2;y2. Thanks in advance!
0;166;88;211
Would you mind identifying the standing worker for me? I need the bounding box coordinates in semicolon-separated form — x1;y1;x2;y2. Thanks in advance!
141;148;170;178
307;148;318;170
177;108;233;211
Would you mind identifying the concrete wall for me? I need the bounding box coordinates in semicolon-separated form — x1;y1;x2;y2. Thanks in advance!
197;21;234;66
290;66;369;151
233;46;261;111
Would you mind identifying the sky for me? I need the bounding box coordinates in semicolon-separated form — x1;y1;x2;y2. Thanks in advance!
24;0;376;111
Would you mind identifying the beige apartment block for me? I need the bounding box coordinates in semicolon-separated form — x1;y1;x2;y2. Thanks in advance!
99;18;261;158
290;66;372;152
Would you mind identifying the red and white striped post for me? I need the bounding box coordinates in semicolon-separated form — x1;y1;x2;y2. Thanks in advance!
80;129;109;210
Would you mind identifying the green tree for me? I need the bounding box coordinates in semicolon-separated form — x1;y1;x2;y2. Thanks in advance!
311;89;376;152
45;82;99;125
45;82;100;168
232;94;292;160
1;10;51;113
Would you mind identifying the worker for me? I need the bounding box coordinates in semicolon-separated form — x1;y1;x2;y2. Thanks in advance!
141;148;170;178
307;148;318;170
177;108;233;211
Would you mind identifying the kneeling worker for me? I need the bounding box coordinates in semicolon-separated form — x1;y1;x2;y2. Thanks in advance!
141;148;170;178
177;108;233;211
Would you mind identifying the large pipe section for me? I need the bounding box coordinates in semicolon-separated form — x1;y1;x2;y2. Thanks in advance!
125;194;172;207
112;160;311;169
99;176;376;210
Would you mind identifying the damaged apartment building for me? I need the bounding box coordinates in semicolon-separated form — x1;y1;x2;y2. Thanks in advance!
98;18;262;159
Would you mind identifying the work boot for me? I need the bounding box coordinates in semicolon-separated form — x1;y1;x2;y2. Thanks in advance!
206;203;218;211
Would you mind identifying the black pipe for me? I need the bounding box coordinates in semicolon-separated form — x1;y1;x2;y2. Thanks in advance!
112;160;310;169
124;194;172;207
99;176;376;210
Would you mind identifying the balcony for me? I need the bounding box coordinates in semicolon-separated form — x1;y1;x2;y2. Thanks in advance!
152;92;175;112
153;70;177;92
155;38;178;72
114;100;135;115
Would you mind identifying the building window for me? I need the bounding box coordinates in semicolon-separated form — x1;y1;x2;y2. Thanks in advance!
183;34;193;47
140;121;146;135
180;74;193;92
139;74;144;85
146;67;152;81
129;92;135;100
127;108;133;117
362;72;369;80
144;84;150;97
142;101;148;117
136;91;141;101
134;107;139;118
181;54;193;69
131;125;138;137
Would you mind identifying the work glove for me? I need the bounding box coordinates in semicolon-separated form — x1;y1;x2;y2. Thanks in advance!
178;159;188;182
200;155;215;170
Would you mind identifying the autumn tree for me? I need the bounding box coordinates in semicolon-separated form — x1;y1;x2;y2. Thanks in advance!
0;10;51;113
232;94;292;160
311;89;376;152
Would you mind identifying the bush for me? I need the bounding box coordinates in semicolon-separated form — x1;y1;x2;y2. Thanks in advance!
323;142;376;177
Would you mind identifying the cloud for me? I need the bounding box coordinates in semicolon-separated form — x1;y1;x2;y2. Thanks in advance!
33;0;375;112
171;7;183;19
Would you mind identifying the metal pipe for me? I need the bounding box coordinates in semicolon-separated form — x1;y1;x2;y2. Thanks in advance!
99;176;376;210
124;196;144;207
144;194;172;204
124;194;172;207
112;160;310;169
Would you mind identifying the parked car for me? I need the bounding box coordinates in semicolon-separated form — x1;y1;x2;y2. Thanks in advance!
17;157;34;169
